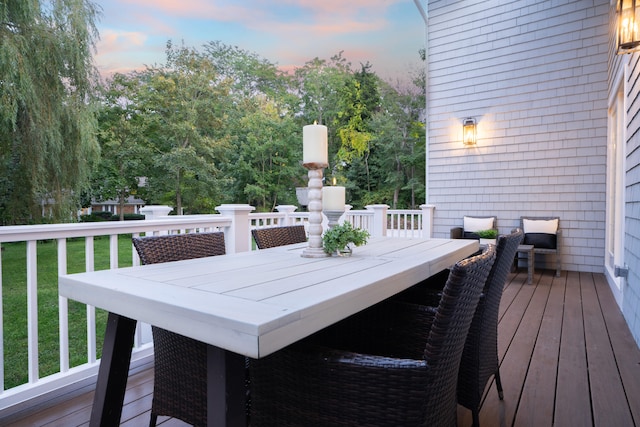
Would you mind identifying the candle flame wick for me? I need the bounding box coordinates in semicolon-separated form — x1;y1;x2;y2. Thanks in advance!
313;120;317;125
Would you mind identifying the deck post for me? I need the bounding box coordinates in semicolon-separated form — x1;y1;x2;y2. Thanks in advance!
365;204;389;237
275;205;298;226
215;204;255;254
420;204;435;238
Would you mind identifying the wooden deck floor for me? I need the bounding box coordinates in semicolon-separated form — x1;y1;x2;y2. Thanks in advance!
5;269;640;427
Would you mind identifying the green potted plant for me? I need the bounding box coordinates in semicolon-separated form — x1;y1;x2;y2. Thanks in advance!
476;229;498;245
322;222;370;256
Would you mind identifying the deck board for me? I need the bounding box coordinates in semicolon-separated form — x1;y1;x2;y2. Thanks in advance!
483;265;551;426
514;270;563;426
3;270;640;427
555;271;592;426
594;274;640;425
582;272;635;427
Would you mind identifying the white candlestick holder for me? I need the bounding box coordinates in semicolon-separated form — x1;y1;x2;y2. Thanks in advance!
302;163;329;258
324;210;345;228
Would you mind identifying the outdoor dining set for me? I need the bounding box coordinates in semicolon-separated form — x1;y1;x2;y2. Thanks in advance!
58;214;564;426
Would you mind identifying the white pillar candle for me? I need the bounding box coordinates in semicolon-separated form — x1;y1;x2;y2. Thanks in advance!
303;123;328;165
322;186;345;211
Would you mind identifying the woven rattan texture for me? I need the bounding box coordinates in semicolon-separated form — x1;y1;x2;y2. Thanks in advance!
132;232;226;427
457;229;524;426
393;230;524;426
251;225;307;249
132;232;225;265
249;245;496;427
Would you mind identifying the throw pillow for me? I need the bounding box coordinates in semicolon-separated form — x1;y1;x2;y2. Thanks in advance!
523;218;558;249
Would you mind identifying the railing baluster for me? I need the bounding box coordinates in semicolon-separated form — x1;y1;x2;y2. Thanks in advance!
0;242;4;393
26;240;38;383
109;234;118;270
85;237;97;364
58;238;69;373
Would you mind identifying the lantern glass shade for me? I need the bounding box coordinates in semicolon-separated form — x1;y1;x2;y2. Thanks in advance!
618;0;640;54
463;118;477;146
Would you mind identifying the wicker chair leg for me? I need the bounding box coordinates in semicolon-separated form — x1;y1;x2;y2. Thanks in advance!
495;369;504;400
149;413;158;427
472;408;480;427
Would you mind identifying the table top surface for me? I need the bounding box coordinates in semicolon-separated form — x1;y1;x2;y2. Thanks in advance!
59;237;477;358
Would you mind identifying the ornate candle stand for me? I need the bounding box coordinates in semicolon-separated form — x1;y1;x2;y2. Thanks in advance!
324;210;345;229
301;162;329;258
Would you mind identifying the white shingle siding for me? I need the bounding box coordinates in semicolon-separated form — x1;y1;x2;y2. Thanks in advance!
623;51;640;345
427;0;609;274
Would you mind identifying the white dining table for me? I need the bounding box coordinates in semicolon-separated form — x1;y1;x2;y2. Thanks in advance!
59;236;478;427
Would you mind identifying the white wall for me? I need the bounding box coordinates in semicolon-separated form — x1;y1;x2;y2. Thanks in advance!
427;0;610;273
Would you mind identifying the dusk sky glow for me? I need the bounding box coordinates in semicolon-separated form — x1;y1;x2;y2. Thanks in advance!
92;0;425;82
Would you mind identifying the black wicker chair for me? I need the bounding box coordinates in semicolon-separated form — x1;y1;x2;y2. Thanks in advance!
458;229;523;426
251;225;307;249
249;245;496;427
394;229;524;427
132;232;226;427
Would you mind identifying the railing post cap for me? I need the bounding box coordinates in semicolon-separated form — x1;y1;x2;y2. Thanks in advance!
275;205;298;213
215;204;256;213
139;205;173;219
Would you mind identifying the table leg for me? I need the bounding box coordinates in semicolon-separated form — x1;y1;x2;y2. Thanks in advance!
527;247;534;285
89;312;137;427
207;345;247;427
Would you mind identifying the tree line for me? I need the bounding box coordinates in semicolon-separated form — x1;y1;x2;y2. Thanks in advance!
0;1;425;224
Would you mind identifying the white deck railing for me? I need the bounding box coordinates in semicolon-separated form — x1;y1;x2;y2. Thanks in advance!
0;203;433;415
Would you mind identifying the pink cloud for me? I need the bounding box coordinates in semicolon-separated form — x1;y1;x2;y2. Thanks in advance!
113;0;262;22
97;30;148;55
105;0;400;36
280;0;403;16
93;0;421;80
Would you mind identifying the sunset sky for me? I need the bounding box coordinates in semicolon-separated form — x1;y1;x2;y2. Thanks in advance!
92;0;425;82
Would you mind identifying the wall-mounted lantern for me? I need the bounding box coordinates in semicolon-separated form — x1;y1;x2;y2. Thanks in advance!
618;0;640;54
463;118;477;146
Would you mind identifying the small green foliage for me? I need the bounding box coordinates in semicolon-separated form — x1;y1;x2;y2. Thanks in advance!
476;229;498;239
322;222;370;254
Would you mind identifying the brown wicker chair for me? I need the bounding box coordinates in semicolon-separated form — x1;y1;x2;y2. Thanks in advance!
520;216;562;277
131;232;226;427
394;229;524;427
251;225;307;249
249;245;496;427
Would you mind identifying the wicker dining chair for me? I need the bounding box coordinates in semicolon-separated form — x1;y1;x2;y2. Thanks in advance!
251;225;307;249
393;229;523;427
132;232;226;427
458;229;523;426
249;245;496;427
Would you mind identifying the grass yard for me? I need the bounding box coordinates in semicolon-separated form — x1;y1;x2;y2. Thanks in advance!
2;235;134;389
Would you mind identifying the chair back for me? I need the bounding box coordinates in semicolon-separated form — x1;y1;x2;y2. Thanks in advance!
251;225;307;249
457;229;524;410
423;245;496;426
451;215;497;240
131;232;227;427
520;216;559;249
132;232;226;265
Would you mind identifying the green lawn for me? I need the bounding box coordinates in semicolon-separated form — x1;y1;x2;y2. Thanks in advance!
2;235;134;389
